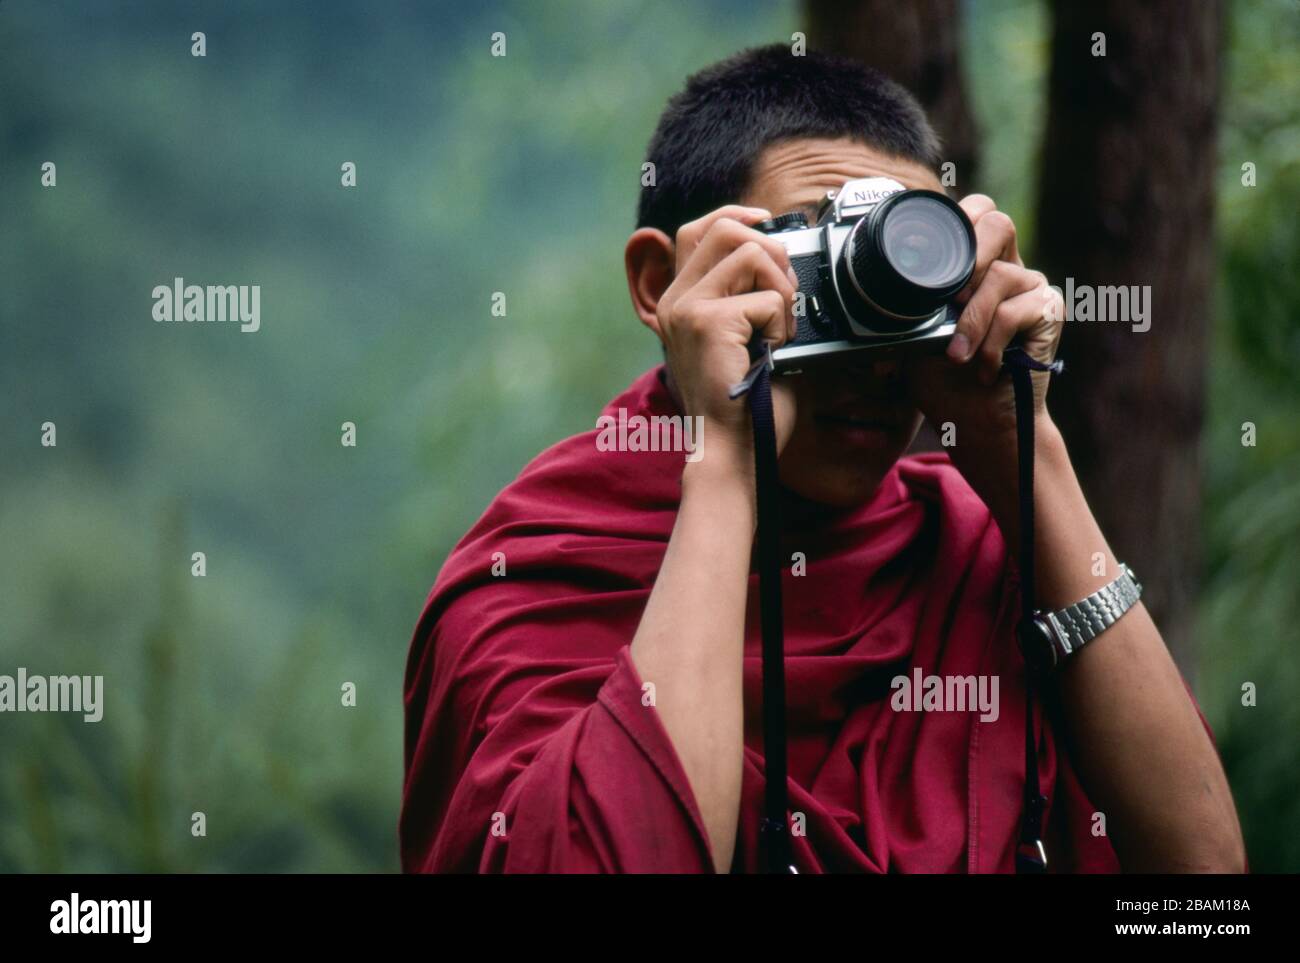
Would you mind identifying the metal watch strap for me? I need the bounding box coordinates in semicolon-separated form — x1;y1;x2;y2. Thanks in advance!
1038;563;1142;667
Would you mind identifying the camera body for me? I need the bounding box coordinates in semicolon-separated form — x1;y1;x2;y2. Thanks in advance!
756;176;976;372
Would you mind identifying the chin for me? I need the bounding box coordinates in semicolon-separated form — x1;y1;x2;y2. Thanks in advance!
780;455;897;509
778;417;915;508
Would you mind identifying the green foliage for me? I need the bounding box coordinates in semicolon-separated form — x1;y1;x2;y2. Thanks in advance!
1199;0;1300;874
0;0;794;872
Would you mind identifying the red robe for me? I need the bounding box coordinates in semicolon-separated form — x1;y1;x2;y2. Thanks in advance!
401;365;1133;873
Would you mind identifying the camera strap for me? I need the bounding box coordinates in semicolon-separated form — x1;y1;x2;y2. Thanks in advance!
1003;346;1063;873
729;343;1062;875
730;348;794;874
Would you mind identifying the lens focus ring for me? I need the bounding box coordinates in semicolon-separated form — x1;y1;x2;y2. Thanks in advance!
844;190;975;322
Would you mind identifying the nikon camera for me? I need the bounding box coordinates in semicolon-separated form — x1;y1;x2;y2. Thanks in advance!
755;176;976;372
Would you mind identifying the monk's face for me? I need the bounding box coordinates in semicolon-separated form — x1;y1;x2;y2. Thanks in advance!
740;138;941;507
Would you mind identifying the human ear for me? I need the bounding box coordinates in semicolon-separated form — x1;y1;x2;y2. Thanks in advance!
624;227;674;337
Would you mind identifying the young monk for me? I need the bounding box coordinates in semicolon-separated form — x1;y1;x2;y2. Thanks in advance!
400;45;1244;874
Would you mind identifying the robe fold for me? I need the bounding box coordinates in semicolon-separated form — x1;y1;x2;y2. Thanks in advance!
402;365;1190;873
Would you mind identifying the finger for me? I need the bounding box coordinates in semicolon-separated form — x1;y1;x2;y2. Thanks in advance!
958;193;998;224
705;289;791;347
947;260;1041;362
674;205;773;273
955;209;1021;305
674;215;796;293
974;283;1050;385
694;240;796;308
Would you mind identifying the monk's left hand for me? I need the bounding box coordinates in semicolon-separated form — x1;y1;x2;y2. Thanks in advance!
904;195;1065;498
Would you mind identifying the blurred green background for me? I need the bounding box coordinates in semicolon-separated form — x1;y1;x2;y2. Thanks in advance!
1;0;1296;872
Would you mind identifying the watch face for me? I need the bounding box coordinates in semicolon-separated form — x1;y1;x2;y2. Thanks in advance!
1016;617;1058;670
1017;618;1056;668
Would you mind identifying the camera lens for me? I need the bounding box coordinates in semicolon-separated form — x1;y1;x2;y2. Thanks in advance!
882;198;970;288
841;190;975;326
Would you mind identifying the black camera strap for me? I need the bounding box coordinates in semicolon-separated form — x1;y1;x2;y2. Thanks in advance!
1003;345;1064;873
729;343;1062;875
731;351;794;874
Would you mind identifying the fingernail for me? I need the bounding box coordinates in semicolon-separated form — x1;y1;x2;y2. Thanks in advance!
786;265;799;288
947;333;970;361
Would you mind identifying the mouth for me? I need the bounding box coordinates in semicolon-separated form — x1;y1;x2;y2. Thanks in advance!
814;410;900;429
812;408;906;449
806;389;909;449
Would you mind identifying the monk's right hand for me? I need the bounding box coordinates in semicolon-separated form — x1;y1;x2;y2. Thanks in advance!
648;206;800;464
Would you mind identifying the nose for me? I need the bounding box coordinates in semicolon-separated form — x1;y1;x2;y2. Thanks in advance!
838;353;896;371
839;358;902;385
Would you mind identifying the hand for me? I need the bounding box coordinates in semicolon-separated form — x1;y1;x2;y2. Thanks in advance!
648;206;801;465
904;196;1065;507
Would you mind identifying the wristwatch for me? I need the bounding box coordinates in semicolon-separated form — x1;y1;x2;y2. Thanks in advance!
1028;563;1143;669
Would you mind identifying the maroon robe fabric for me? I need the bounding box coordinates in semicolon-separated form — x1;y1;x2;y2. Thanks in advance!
401;365;1168;873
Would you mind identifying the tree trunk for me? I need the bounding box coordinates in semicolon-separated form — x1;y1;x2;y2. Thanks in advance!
803;0;980;188
1034;0;1222;675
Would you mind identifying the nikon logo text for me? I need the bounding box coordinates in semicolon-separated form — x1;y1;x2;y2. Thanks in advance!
847;187;896;203
50;893;151;943
152;277;261;332
595;408;704;462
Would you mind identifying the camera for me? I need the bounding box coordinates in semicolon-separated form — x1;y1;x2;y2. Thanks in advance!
756;176;976;372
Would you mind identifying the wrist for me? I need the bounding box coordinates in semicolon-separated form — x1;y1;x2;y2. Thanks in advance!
681;435;757;526
976;412;1067;540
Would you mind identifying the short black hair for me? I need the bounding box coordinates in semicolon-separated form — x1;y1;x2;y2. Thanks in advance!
636;44;941;237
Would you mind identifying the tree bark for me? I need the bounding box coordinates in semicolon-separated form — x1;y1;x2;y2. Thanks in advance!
1033;0;1222;675
803;0;980;188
